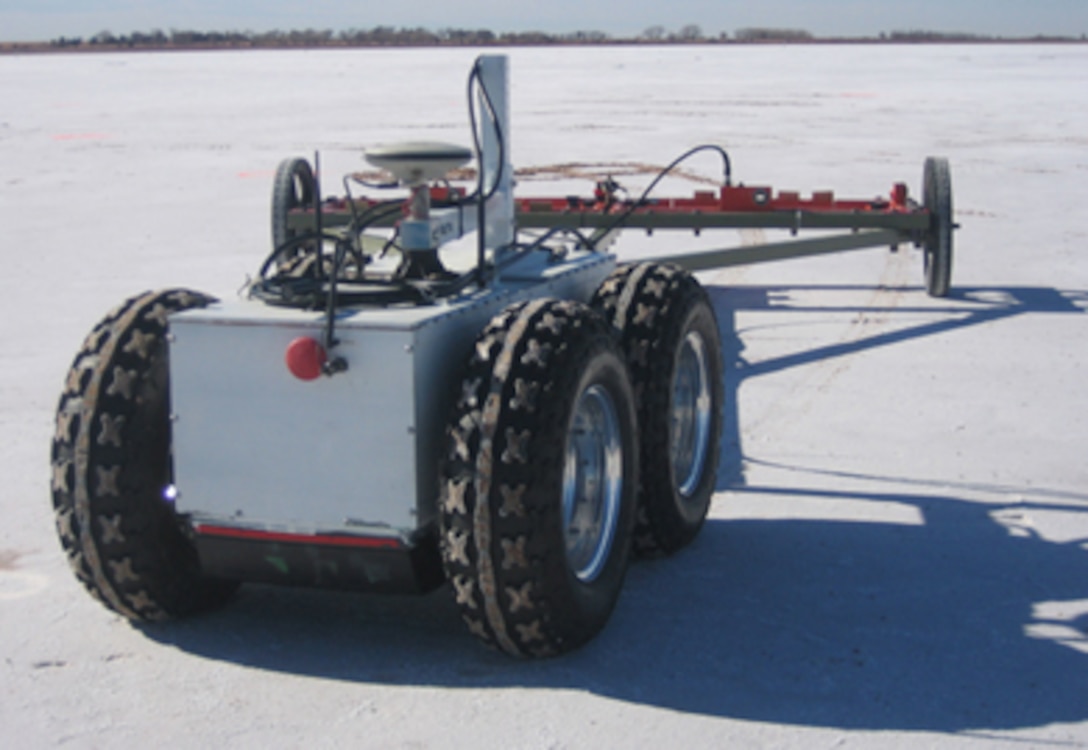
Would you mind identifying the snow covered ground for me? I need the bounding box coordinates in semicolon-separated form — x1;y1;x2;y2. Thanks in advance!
2;43;1087;747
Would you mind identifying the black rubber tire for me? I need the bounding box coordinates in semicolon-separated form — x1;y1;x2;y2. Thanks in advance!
440;299;639;657
923;156;954;298
592;262;724;557
51;289;238;621
271;157;316;258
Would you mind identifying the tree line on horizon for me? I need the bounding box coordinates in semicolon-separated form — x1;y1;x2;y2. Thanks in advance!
25;25;1088;51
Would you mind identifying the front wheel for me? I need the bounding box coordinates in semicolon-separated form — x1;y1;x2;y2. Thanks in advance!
440;299;639;657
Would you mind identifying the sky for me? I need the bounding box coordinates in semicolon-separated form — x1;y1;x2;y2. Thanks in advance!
1;0;1086;42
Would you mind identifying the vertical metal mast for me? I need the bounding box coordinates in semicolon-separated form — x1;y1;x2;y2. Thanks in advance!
476;56;515;267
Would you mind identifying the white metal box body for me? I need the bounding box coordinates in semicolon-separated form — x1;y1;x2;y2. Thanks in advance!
168;251;614;544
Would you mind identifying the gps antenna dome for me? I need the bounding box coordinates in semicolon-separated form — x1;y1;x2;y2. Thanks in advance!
364;141;473;186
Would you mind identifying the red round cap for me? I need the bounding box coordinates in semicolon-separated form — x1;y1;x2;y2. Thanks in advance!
285;337;327;381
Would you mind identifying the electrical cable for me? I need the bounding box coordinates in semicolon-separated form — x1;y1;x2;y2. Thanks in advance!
323;238;347;353
251;201;409;308
350;174;400;190
588;144;733;248
466;59;506;204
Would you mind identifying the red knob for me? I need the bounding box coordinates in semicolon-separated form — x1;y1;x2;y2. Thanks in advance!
285;337;327;381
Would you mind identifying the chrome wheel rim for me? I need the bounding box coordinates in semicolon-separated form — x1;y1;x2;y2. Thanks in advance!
562;384;624;583
671;331;712;499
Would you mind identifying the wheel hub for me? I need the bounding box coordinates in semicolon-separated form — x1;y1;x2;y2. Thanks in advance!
671;330;712;499
562;384;624;583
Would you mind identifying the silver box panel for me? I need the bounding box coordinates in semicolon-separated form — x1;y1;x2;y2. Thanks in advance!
169;252;614;538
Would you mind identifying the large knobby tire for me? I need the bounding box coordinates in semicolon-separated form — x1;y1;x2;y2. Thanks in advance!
441;299;639;658
52;289;238;621
271;157;316;258
592;263;724;557
923;156;954;298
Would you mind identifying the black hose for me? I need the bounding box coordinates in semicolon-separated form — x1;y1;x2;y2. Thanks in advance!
588;144;733;248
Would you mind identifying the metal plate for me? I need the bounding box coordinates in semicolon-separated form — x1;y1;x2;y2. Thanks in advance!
169;252;614;539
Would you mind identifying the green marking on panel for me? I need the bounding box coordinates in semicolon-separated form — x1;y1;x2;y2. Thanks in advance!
265;556;289;575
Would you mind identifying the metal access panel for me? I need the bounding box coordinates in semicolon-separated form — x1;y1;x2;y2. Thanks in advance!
170;303;422;538
168;251;614;540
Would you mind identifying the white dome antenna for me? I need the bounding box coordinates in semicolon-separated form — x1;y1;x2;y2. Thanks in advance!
365;141;473;186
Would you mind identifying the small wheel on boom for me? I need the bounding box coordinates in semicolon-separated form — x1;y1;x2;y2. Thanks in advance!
52;289;238;621
440;299;639;657
271;156;317;263
592;262;724;557
922;156;954;298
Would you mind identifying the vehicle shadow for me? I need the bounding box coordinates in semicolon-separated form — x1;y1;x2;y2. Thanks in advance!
709;283;1088;491
141;283;1088;732
142;490;1088;732
611;487;1088;731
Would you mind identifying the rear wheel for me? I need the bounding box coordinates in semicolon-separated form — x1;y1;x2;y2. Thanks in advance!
52;289;238;621
440;299;638;657
592;263;724;556
923;156;953;298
